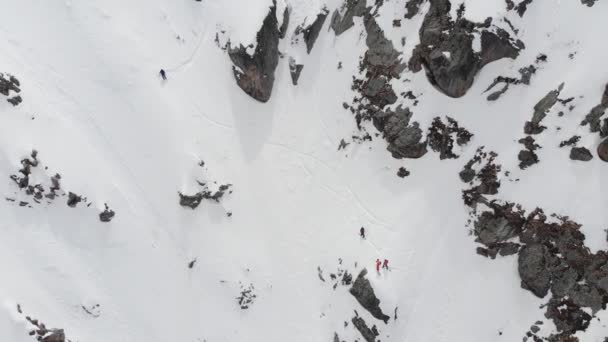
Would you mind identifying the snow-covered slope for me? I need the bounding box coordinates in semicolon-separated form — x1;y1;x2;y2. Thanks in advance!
1;0;607;341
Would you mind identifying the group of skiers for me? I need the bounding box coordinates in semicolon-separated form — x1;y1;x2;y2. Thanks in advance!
359;227;390;274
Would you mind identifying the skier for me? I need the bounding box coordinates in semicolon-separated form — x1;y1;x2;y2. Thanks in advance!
360;227;365;239
159;69;167;80
382;259;389;270
375;258;381;273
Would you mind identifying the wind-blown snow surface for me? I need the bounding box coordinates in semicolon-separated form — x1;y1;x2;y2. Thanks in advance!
0;0;608;341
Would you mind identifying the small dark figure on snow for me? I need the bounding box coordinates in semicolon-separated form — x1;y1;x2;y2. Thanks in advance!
375;258;381;273
360;227;365;239
382;259;389;270
159;69;167;80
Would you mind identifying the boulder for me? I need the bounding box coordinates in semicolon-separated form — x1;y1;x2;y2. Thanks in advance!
570;147;593;162
349;269;390;323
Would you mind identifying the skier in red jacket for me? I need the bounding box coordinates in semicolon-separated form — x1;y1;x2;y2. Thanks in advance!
376;259;381;273
382;259;389;270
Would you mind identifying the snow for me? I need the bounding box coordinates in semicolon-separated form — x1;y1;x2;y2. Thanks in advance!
0;0;607;341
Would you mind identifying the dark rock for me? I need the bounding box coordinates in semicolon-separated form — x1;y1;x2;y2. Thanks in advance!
559;136;580;148
530;325;540;333
66;192;82;208
179;192;203;209
405;0;425;19
397;167;410;178
99;204;115;222
598;138;608;162
279;6;290;39
518;244;555;298
524;83;564;135
349;269;390;323
7;95;22;106
228;4;280;102
301;9;329;54
545;298;591;335
475;211;518;245
289;58;304;85
487;84;509;101
41;329;65;342
518;150;539;169
427;117;473;159
373;106;428;159
459;167;476;183
330;0;367;36
498;242;520;256
351;316;379;342
409;0;522;98
569;147;593;162
581;0;598;7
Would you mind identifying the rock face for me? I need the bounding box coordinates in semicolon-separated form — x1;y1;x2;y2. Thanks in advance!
330;0;367;36
409;0;523;98
570;147;593;162
228;4;280;102
349;269;390;323
42;329;66;342
426;117;473;159
289;58;304;85
524;83;564;134
374;106;427;159
301;9;329;54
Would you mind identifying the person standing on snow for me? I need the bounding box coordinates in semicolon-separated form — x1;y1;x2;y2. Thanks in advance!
375;259;381;273
360;227;366;239
382;259;389;270
159;69;167;80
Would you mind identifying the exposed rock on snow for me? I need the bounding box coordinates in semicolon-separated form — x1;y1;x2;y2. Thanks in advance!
0;72;22;106
404;0;425;19
426;116;473;159
279;6;290;39
349;269;390;323
289;57;304;85
373;106;427;159
99;203;116;222
351;315;379;342
518;136;540;169
524;83;564;135
228;3;280;102
569;147;593;162
330;0;367;36
67;192;82;207
581;84;608;138
298;9;329;54
397;167;410;178
484;54;547;101
409;0;523;98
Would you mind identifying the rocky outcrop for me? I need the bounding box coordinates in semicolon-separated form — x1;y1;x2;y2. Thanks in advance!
349;269;390;323
373;106;427;159
279;6;290;39
570;147;593;162
300;9;329;54
405;0;425;19
409;0;523;98
581;84;608;138
99;203;116;222
524;83;564;134
228;3;280;102
598;138;608;162
518;136;540;169
352;315;379;342
330;0;367;36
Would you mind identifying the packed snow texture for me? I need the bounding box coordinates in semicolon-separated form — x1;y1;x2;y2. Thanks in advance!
0;0;608;341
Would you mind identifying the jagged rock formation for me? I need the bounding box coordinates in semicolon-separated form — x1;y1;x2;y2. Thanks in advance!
484;54;547;101
409;0;523;98
99;203;116;222
518;136;540;169
299;9;329;54
279;6;290;39
228;3;280;102
330;0;367;36
404;0;425;19
581;83;608;138
349;269;390;323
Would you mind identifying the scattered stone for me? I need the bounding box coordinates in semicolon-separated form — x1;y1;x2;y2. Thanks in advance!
349;269;390;323
397;167;410;178
67;192;82;208
228;3;280;102
237;283;257;309
559;136;580;148
99;203;115;222
569;147;593;162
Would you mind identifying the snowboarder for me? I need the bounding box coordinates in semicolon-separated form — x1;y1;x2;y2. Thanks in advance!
382;259;389;270
360;227;365;239
159;69;167;80
375;259;381;273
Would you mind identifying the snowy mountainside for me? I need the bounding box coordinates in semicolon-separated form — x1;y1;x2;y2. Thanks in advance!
1;0;608;341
